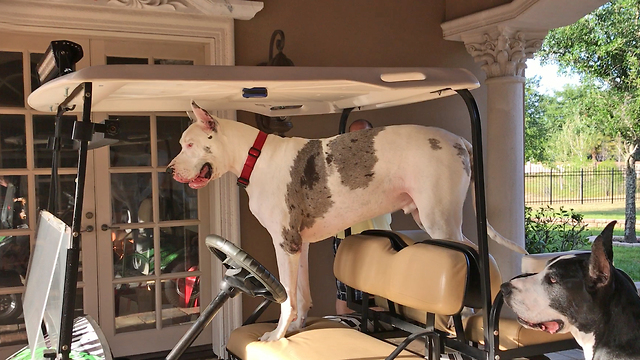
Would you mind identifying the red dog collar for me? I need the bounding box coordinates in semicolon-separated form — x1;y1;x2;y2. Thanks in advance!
237;131;268;188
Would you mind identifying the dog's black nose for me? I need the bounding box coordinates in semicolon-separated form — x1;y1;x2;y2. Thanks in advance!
166;166;174;175
500;282;513;298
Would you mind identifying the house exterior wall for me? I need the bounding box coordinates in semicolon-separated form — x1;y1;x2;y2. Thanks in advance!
234;0;493;321
445;0;513;21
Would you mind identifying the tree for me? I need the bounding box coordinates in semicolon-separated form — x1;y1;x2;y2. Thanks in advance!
540;0;640;242
525;76;554;163
546;83;616;165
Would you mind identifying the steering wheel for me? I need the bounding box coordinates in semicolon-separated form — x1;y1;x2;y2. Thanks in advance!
206;235;287;304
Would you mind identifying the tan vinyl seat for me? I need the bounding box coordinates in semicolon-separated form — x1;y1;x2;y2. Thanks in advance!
226;317;422;360
338;232;574;350
226;231;574;359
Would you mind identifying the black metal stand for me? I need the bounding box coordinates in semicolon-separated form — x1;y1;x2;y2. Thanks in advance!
49;82;92;360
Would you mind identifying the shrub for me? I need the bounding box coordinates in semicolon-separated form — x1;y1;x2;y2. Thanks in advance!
525;205;589;254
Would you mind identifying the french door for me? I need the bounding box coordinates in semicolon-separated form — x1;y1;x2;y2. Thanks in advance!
0;33;216;358
90;39;213;357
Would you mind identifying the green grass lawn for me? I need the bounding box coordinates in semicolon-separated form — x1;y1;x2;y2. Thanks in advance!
612;246;640;282
541;202;628;220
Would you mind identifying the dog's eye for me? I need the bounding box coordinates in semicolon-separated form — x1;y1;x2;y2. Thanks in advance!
547;275;557;284
187;143;194;148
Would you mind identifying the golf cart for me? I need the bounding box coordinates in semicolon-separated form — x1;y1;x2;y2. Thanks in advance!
16;40;579;360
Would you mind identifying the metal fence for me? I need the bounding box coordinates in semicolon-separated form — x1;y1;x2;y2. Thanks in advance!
525;168;640;204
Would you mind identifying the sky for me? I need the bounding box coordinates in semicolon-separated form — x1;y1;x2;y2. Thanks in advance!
525;58;581;94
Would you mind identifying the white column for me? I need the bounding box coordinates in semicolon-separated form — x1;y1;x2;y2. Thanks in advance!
464;29;544;280
442;0;608;281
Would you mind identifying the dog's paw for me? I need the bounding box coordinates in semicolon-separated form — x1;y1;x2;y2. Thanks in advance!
259;330;283;342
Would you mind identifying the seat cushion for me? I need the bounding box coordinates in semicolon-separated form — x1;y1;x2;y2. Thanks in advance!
226;318;422;360
464;314;574;350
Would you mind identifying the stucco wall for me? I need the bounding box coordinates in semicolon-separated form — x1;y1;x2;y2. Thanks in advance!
445;0;513;21
234;0;489;321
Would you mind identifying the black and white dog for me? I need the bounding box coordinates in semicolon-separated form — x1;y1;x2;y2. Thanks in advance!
502;221;640;360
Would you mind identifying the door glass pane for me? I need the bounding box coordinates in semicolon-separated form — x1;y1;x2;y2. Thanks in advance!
35;174;76;226
29;53;44;93
0;114;27;169
0;175;28;230
160;226;198;275
111;173;153;225
160;227;199;326
109;116;151;167
114;281;155;333
161;277;200;327
0;233;29;281
33;115;79;168
157;116;190;167
159;173;197;221
0;51;24;107
106;57;148;65
112;228;153;279
0;237;29;334
0;280;26;345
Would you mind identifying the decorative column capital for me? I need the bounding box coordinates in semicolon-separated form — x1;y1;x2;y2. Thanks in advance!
464;29;544;79
441;0;608;79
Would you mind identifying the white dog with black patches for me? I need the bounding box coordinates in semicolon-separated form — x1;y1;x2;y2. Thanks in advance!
167;101;526;341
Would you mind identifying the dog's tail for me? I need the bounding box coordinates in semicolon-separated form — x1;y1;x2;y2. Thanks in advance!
461;138;528;255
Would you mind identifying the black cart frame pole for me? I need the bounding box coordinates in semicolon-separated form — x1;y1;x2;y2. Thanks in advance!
338;107;354;135
455;89;495;357
58;82;92;360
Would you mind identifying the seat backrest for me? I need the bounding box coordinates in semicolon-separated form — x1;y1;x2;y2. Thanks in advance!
334;231;501;316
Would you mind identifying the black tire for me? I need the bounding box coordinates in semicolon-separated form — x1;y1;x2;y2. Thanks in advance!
0;271;23;324
164;261;199;308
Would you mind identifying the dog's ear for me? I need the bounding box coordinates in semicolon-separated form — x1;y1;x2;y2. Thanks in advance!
190;100;219;133
589;221;615;287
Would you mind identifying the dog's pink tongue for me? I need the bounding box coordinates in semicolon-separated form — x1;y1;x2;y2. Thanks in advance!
198;166;209;178
540;321;560;334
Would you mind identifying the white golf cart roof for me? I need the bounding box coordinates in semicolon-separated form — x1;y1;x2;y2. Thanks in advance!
28;65;479;115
